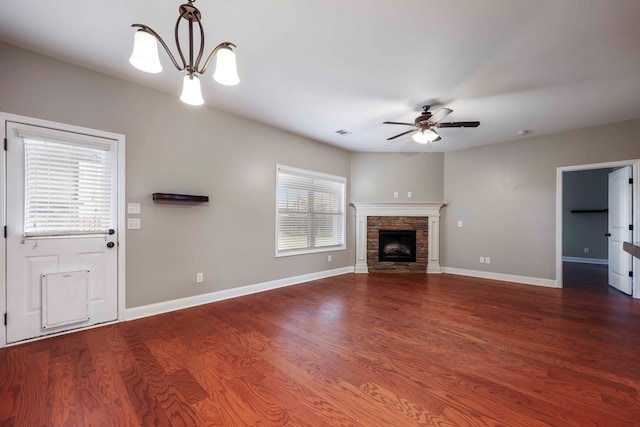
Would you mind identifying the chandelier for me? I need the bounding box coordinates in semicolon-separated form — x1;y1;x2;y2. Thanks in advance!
129;0;239;106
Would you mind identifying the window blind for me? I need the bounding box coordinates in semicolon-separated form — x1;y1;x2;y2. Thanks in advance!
23;137;113;237
276;165;346;256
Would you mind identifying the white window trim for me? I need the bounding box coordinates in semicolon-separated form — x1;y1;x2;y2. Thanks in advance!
275;164;346;257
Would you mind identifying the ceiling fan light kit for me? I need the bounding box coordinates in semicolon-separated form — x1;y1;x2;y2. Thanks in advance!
129;0;239;106
412;129;439;144
384;105;479;145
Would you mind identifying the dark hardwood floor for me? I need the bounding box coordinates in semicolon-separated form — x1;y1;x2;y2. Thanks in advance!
563;261;611;293
1;273;639;426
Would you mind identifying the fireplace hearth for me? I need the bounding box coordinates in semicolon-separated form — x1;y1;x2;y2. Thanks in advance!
379;230;416;262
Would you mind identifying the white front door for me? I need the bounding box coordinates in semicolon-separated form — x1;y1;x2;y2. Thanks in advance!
608;166;633;295
5;121;119;343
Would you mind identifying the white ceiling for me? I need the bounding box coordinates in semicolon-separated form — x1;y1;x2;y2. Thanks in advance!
1;0;640;152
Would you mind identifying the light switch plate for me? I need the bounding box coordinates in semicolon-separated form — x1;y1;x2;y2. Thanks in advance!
127;218;141;230
458;220;463;228
127;203;141;214
407;191;412;198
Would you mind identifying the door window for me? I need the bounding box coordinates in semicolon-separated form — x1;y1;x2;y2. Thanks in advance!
22;135;113;237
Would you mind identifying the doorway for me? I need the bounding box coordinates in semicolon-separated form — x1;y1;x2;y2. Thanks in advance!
1;113;126;346
556;160;639;298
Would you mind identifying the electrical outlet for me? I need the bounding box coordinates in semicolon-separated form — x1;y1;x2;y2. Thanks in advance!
458;220;463;228
584;247;590;253
328;255;332;262
196;272;204;283
393;191;399;199
407;191;412;198
480;257;485;264
485;257;491;264
127;218;141;229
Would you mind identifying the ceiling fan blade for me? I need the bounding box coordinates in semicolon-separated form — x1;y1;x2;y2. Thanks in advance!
435;121;480;128
387;129;417;141
431;135;442;143
383;121;415;126
427;108;453;124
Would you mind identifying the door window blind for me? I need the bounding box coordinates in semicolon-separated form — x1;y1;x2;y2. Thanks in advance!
23;137;112;237
276;165;346;256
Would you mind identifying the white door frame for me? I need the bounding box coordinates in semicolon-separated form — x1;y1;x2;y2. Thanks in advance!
0;112;126;347
556;159;639;298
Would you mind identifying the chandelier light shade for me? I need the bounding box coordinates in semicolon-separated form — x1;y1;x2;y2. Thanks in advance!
213;47;240;86
129;31;163;73
129;0;239;105
180;75;205;105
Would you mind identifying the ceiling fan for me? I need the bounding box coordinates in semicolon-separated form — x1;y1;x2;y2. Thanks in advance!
383;105;480;144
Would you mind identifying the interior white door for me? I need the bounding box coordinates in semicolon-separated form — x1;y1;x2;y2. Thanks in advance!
608;166;633;295
5;122;119;343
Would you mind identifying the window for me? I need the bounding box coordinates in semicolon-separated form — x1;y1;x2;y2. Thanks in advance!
276;164;346;256
22;134;113;237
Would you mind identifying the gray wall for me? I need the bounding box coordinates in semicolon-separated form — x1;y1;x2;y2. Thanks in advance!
443;120;640;279
350;152;444;203
562;169;611;260
0;42;353;308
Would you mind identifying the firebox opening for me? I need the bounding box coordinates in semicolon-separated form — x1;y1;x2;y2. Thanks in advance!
379;230;417;262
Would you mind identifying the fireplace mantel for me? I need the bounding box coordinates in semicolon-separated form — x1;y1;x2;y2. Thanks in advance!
350;202;444;274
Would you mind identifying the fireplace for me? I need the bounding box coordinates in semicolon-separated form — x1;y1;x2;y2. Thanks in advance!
367;215;428;272
351;203;443;274
379;230;416;262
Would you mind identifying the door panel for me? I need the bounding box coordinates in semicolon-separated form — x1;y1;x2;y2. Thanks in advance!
608;166;633;295
6;122;118;343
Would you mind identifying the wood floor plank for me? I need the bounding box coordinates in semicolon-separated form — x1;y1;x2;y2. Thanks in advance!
120;364;172;427
2;272;640;426
168;369;209;405
191;367;264;426
11;349;50;426
46;352;85;426
122;335;205;426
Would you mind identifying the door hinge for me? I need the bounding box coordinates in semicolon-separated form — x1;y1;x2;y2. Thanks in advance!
3;313;6;326
630;224;634;231
3;138;6;151
630;271;634;278
630;178;634;184
3;226;6;238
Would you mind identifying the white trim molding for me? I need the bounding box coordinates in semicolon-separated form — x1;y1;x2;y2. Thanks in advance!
350;202;444;274
125;266;354;321
442;267;557;288
556;159;639;299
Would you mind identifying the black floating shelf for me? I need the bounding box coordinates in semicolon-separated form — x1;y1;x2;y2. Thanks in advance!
570;209;608;213
152;193;209;203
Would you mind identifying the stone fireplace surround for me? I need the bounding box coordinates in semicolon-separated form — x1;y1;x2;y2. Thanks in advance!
351;203;443;274
369;217;426;273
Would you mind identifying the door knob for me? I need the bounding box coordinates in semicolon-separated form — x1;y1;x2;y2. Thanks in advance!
108;229;115;235
106;242;115;248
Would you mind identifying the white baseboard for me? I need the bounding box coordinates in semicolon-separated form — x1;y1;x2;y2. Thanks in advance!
562;256;608;265
125;266;355;321
441;267;557;288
